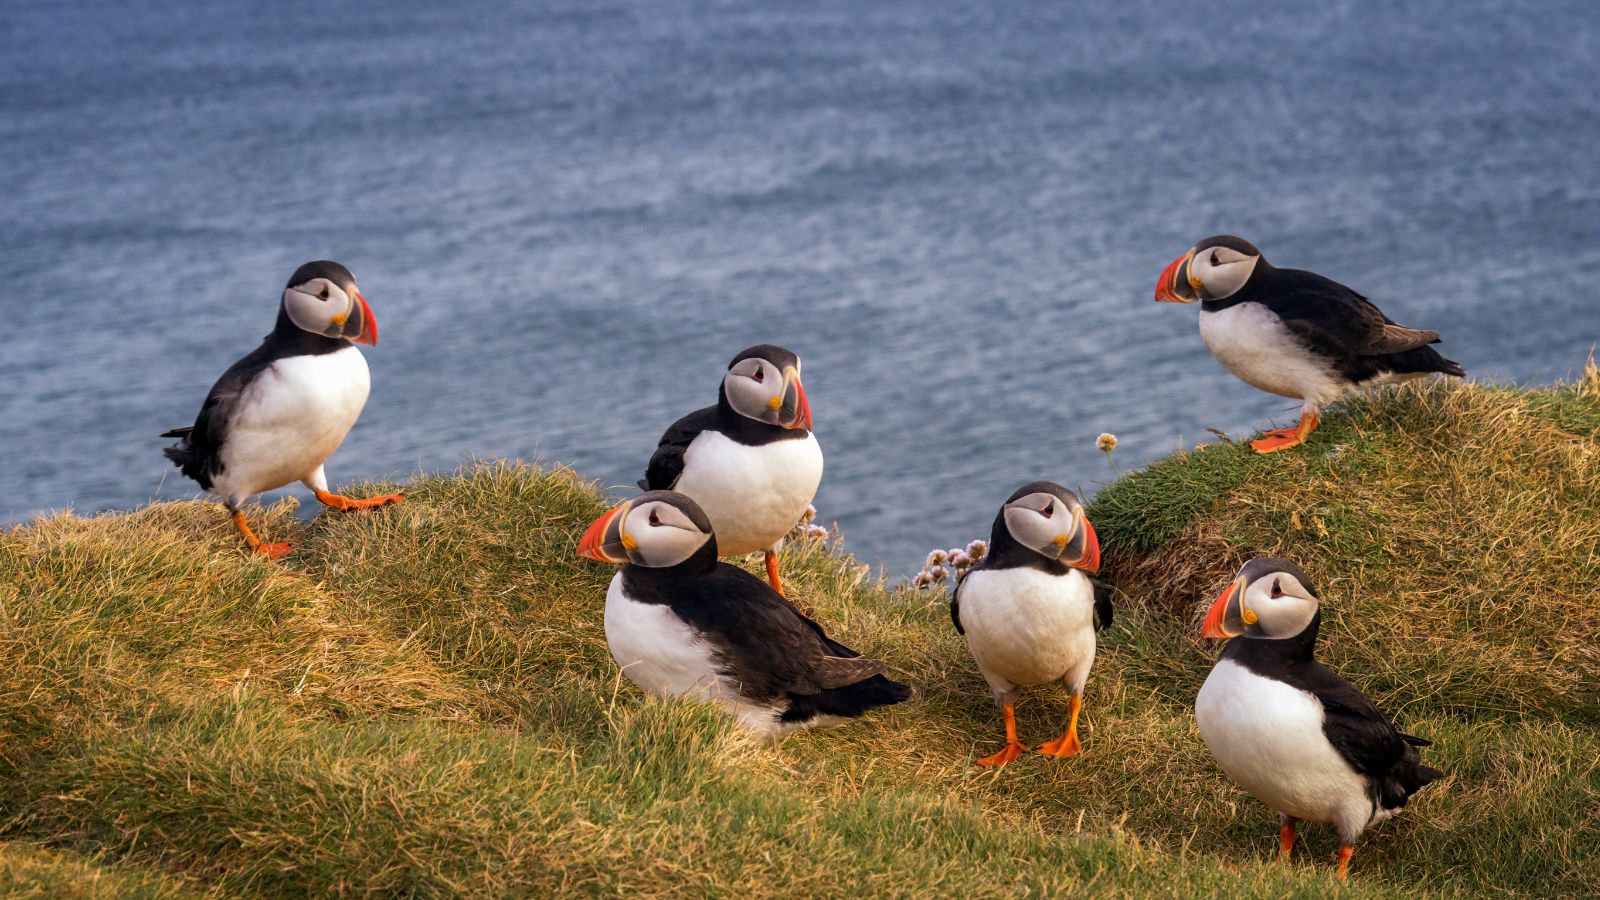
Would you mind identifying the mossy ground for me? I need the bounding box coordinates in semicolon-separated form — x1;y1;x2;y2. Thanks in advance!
2;368;1597;897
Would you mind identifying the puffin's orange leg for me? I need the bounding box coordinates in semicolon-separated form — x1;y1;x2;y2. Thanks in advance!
1250;410;1320;454
976;702;1028;767
764;549;785;596
1037;693;1083;757
1279;817;1297;860
1335;845;1353;879
313;488;405;511
233;510;291;559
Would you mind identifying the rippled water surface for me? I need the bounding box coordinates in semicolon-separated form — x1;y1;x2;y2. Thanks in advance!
4;0;1598;573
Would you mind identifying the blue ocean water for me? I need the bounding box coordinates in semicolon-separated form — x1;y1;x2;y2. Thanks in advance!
3;0;1598;575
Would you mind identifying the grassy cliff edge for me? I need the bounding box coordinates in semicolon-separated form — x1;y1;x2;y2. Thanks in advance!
2;370;1597;897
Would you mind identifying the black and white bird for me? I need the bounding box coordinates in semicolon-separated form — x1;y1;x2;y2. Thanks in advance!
639;344;820;596
1195;558;1443;879
576;490;910;739
950;482;1107;767
162;261;402;557
1156;236;1464;453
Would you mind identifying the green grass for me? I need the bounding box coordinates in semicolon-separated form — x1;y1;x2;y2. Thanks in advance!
3;369;1598;897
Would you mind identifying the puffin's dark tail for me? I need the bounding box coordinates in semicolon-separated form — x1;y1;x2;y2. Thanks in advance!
782;675;912;723
1379;736;1444;811
1367;344;1465;380
161;427;210;488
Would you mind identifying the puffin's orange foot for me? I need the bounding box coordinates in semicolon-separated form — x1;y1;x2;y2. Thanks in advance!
315;489;405;511
256;542;293;559
1250;410;1319;454
1250;428;1306;454
975;741;1029;767
764;549;785;596
1036;731;1081;758
1335;845;1353;879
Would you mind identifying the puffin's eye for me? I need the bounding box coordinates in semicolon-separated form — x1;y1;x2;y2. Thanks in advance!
1270;578;1283;598
648;510;661;526
318;288;330;300
1040;502;1054;517
752;369;765;383
1209;250;1221;266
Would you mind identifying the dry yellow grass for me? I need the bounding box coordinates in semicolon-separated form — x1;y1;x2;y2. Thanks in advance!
1;371;1596;897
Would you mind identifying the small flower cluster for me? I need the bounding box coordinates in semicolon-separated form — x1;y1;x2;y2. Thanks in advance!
911;539;987;590
1097;432;1120;472
787;504;829;542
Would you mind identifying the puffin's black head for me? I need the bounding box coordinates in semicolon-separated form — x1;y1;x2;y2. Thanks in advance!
1200;557;1320;640
280;260;377;345
1155;235;1266;304
993;480;1100;572
576;490;717;568
720;343;812;431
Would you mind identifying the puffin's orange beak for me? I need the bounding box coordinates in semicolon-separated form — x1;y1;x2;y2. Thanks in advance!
1201;577;1245;638
1065;512;1100;573
1155;250;1200;303
348;291;378;345
577;502;632;563
782;369;812;431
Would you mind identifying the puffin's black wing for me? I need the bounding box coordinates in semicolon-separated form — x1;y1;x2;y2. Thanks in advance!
949;563;983;634
1264;268;1460;369
162;344;276;491
1301;661;1443;808
640;405;718;491
672;564;890;698
1091;577;1114;631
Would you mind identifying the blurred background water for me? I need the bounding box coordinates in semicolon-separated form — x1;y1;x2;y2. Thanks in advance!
4;0;1598;575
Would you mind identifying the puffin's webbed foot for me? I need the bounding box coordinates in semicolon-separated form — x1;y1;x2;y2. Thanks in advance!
1036;693;1083;758
976;741;1029;767
232;509;292;559
976;702;1027;767
314;488;405;511
1250;410;1320;454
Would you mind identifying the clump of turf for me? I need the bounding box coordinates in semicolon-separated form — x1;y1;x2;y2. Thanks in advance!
0;372;1596;897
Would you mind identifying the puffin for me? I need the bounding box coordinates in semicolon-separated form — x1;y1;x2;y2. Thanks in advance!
1194;558;1443;878
576;490;911;739
1155;235;1464;453
950;482;1108;767
161;260;402;557
638;344;820;596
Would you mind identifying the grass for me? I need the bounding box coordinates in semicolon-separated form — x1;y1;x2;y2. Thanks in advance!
2;367;1598;897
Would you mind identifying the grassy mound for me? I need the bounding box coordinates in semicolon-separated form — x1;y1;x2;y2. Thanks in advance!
2;370;1597;897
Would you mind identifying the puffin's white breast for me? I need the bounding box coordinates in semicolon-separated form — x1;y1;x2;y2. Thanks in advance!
602;574;789;738
213;346;370;500
671;430;823;557
957;567;1097;691
1198;303;1346;405
1195;658;1374;831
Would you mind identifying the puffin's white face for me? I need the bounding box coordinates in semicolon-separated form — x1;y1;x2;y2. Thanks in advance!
723;356;812;430
1201;568;1319;639
1155;237;1263;303
576;496;712;568
1186;244;1259;301
282;276;377;344
1002;490;1100;571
